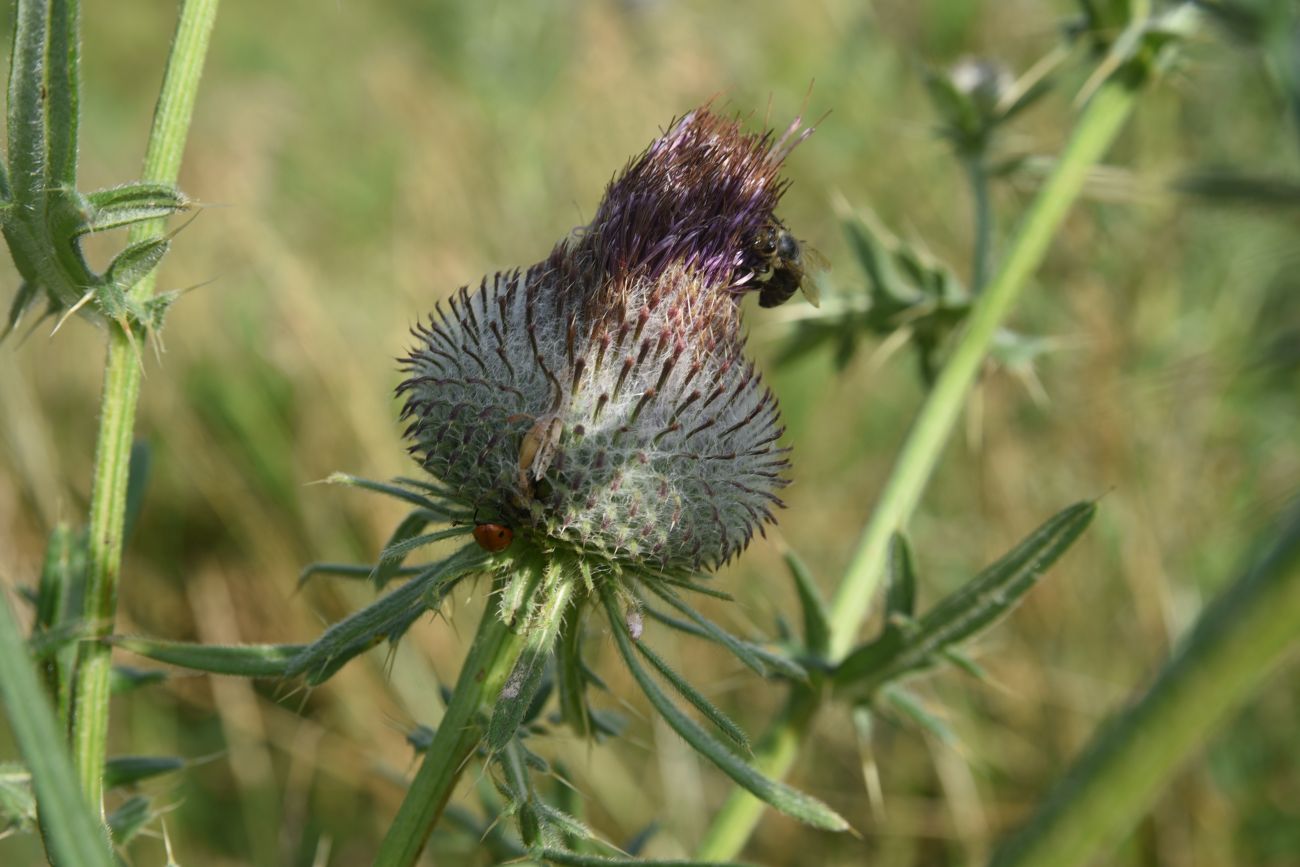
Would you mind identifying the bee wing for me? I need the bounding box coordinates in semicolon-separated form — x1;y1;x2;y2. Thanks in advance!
800;245;830;308
801;245;832;272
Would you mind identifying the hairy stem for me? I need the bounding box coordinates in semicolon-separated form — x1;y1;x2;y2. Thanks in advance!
69;0;219;813
698;71;1144;861
374;580;532;867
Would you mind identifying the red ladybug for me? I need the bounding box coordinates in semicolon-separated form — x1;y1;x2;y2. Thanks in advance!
472;522;514;553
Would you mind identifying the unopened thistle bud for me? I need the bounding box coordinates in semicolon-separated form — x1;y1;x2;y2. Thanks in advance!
399;109;810;573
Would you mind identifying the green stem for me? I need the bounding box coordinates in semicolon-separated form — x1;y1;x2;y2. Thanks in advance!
69;0;218;813
697;73;1143;860
826;76;1136;658
988;510;1300;867
965;154;992;294
375;586;532;866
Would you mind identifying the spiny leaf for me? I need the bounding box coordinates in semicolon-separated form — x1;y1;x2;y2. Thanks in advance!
903;502;1095;658
27;619;85;659
640;604;808;681
634;639;751;754
785;549;830;657
109;636;305;677
105;235;170;293
35;523;84;725
600;583;850;834
883;686;958;747
496;740;541;845
659;574;734;601
371;511;431;587
298;561;424;589
109;664;167;694
835;502;1096;699
3;281;40;339
107;794;152;845
535;802;598;847
0;763;35;834
104;755;185;789
291;545;485;684
885;533;917;622
79;182;189;234
534;847;757;866
942;647;988;681
639;581;768;677
378;527;471;572
326;472;457;514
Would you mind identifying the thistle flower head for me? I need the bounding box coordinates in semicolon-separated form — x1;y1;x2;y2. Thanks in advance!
331;107;848;843
398;108;809;573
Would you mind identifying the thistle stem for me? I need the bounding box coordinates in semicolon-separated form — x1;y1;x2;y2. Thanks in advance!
698;70;1144;861
375;584;532;867
987;511;1300;867
69;0;218;813
965;154;993;294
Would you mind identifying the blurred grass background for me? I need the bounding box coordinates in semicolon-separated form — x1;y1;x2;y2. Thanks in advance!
2;0;1298;864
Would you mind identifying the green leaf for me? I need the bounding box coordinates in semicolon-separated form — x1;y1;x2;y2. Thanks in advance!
105;235;170;293
498;741;542;846
843;210;906;302
533;849;757;867
110;635;306;677
35;524;85;724
371;511;431;587
0;593;115;866
639;581;768;677
1175;171;1300;210
3;281;40;339
785;549;830;657
942;647;988;681
907;502;1094;655
600;583;849;834
835;502;1095;699
884;533;917;622
0;763;36;834
79;182;189;234
109;664;167;694
298;561;422;588
883;686;958;747
27;618;85;659
104;755;184;789
640;604;808;681
326;472;460;515
634;639;751;754
378;527;472;574
107;794;152;845
291;545;484;684
535;801;598;847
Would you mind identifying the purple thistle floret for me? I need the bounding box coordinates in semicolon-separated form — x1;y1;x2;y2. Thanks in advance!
398;108;810;573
